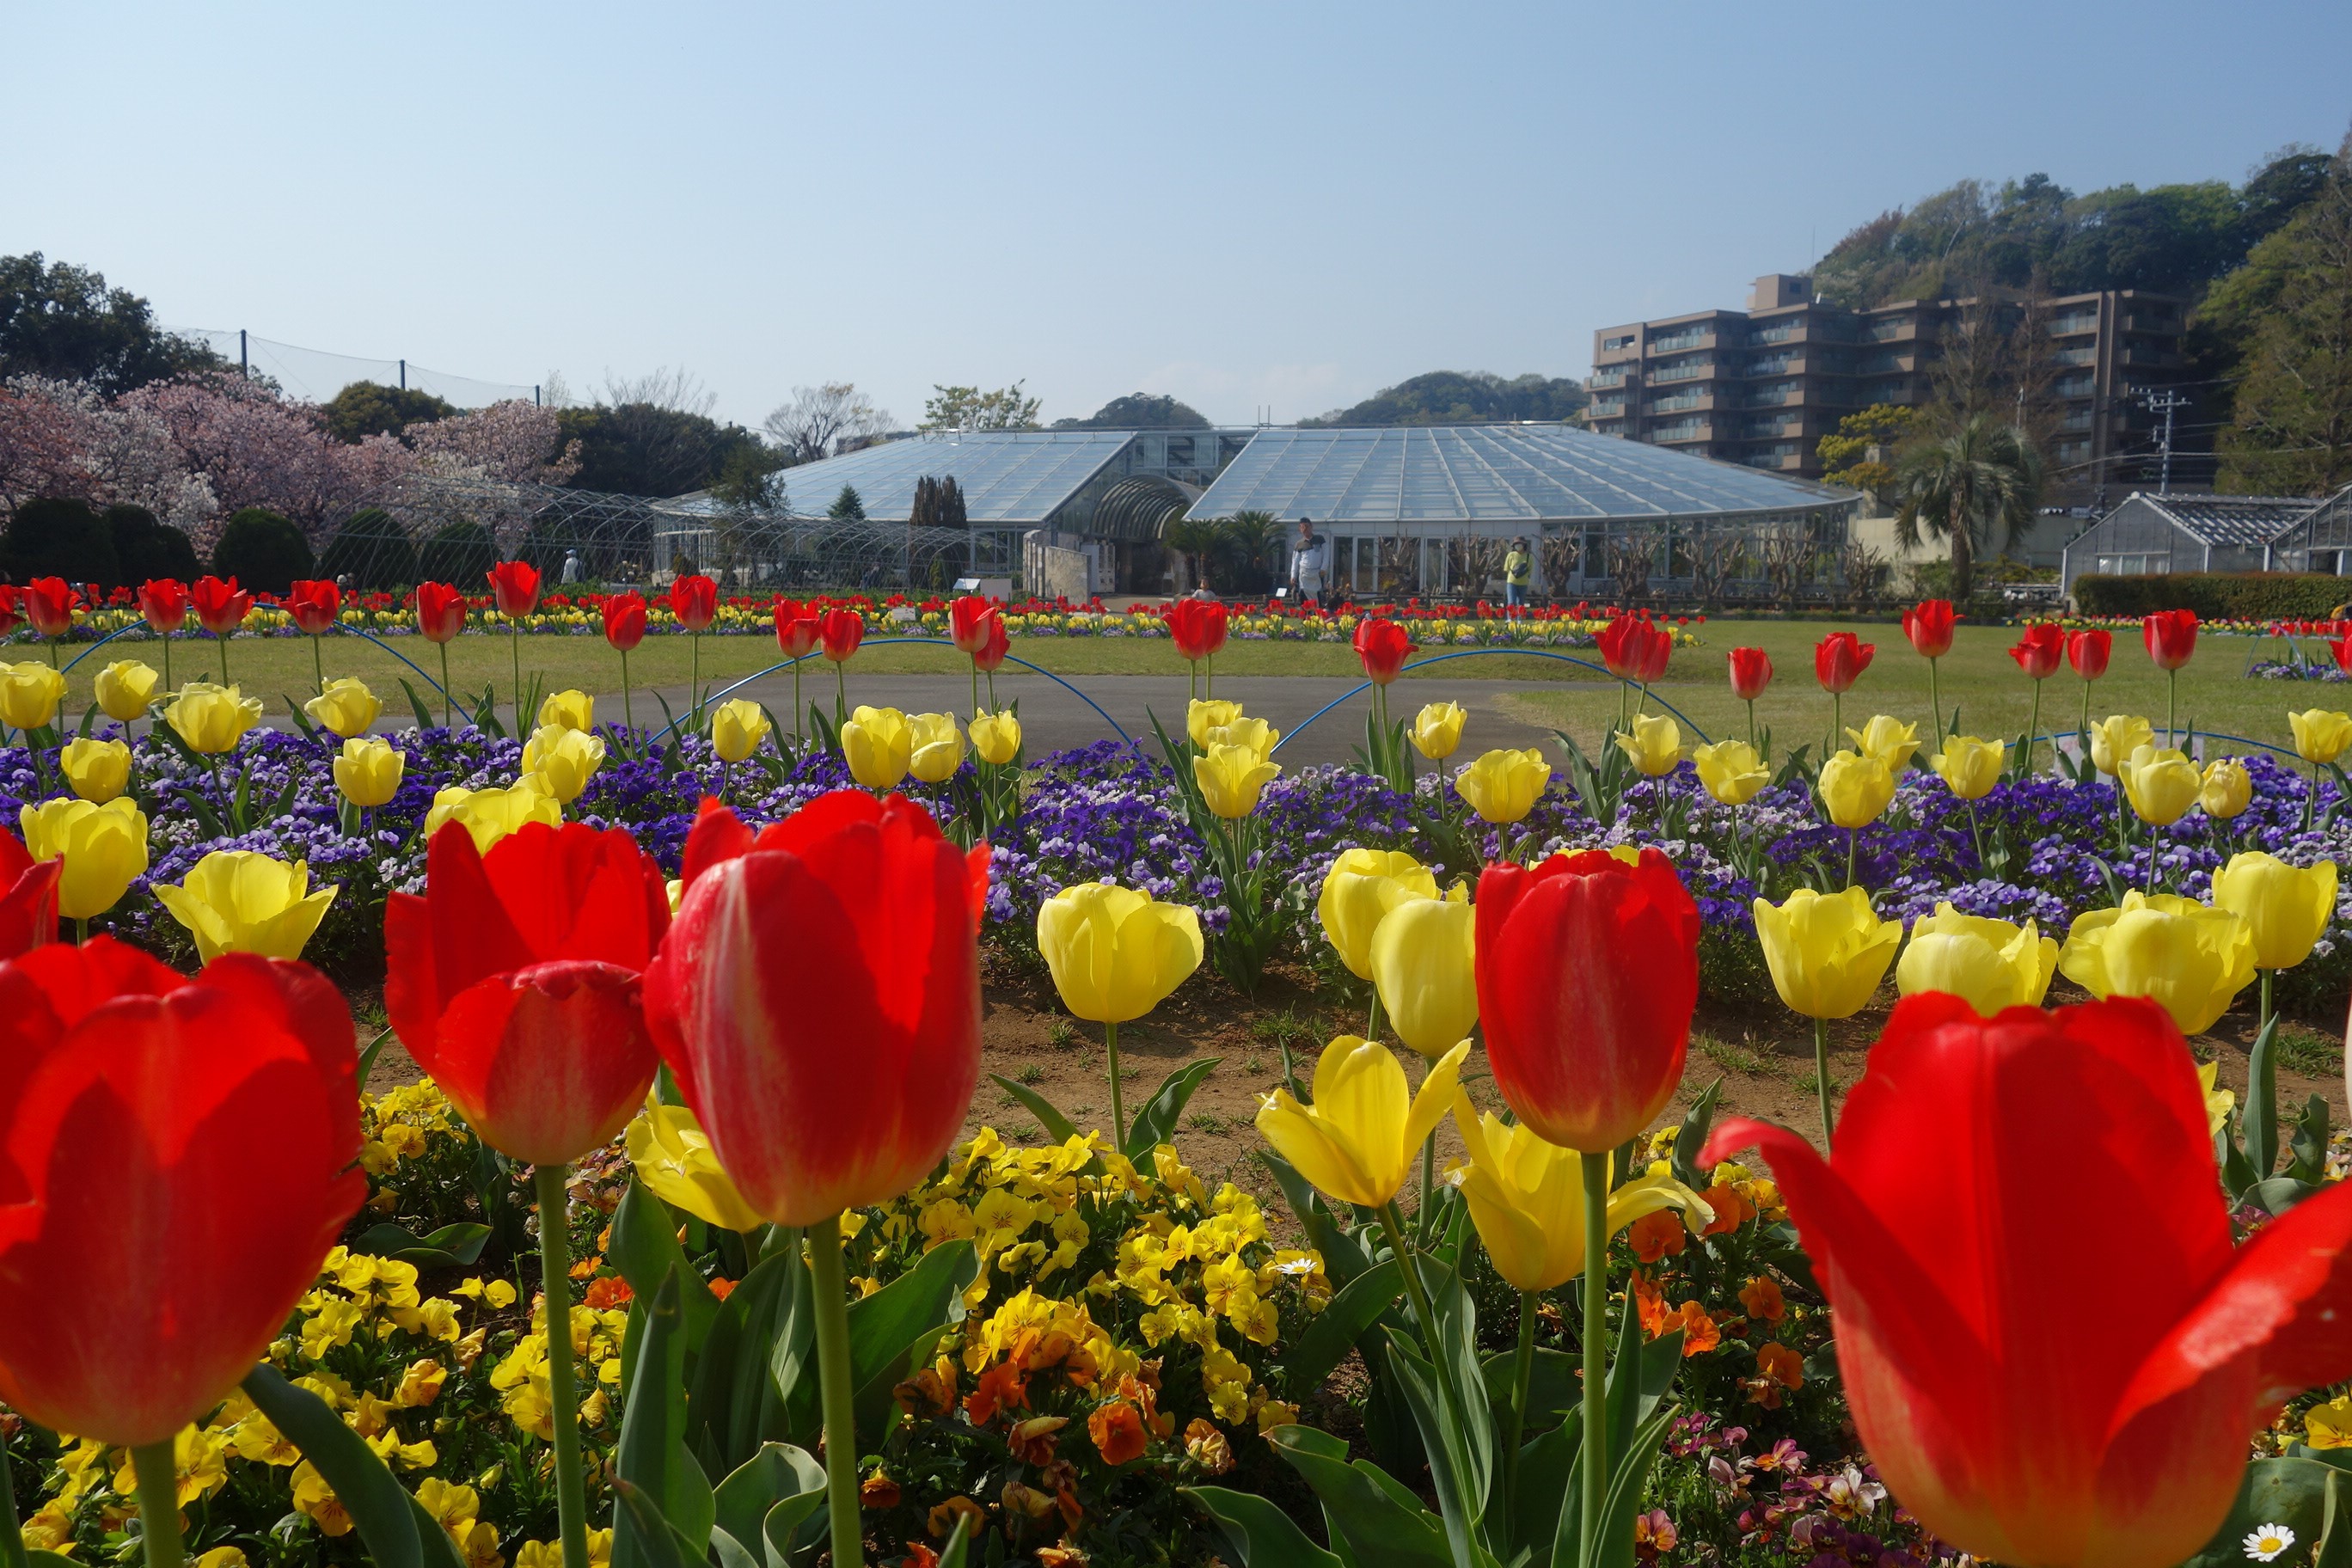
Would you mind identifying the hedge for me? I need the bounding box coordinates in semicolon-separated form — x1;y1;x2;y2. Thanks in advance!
2073;571;2352;620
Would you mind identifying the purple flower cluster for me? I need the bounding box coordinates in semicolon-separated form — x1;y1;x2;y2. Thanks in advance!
986;741;1221;935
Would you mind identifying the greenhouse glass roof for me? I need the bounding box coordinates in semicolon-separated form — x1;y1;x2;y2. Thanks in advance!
763;431;1136;524
1188;426;1841;523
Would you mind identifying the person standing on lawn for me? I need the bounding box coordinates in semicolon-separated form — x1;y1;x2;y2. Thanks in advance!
1290;517;1329;610
1504;536;1532;616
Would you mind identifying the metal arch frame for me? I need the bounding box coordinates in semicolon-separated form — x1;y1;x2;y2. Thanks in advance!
66;622;457;704
1270;647;1715;753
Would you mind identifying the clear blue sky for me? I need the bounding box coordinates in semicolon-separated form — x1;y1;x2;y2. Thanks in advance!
8;2;2349;431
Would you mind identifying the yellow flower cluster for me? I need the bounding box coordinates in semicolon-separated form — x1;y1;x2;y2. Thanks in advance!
489;1299;629;1440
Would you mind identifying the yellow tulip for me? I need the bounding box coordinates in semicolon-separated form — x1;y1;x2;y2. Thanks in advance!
303;677;382;739
20;797;149;919
1613;713;1684;778
1895;903;2058;1014
1930;736;2006;802
1816;749;1895;829
1204;715;1279;763
1035;882;1204;1023
2200;757;2252;819
538;689;595;732
1454;747;1551;824
0;662;67;732
2197;1060;2236;1140
1843;714;1921;774
1194;741;1280;818
424;781;561;853
1186;698;1243;749
93;659;160;724
1752;885;1902;1020
709;699;771;763
2057;891;2255;1035
1254;1038;1471;1210
335;737;406;808
521;724;606;805
2211;852;2337;972
842;705;913;790
2118;744;2202;827
907;713;965;783
1410;701;1467;760
971;709;1022;766
1448;1093;1712;1293
2087;714;2153;776
154;850;338;962
1369;896;1477;1059
59;737;131;804
624;1099;766;1233
1689;739;1769;805
1317;848;1439;979
2289;708;2352;765
164;683;262;755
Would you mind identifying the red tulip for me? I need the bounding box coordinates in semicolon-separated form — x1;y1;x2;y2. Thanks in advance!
1351;616;1417;685
950;595;997;656
1632;621;1672;683
285;579;340;636
603;591;648;653
0;832;59;958
414;581;466;643
1727;646;1773;701
2333;633;2352;676
0;937;364;1446
1475;848;1700;1153
775;601;822;660
136;579;187;636
0;585;18;640
23;578;78;640
1706;994;2352;1568
972;613;1010;673
2007;622;2065;681
668;573;718;634
819;607;864;664
190;575;252;638
383;823;668;1167
1167;599;1229;663
1902;599;1955;659
2067;628;2112;681
487;560;541;620
1595;613;1643;680
645;793;987;1225
1813;631;1874;694
2143;609;2197;671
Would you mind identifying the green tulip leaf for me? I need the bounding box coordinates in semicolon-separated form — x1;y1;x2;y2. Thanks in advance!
1124;1057;1222;1160
611;1179;720;1360
1185;1485;1346;1568
847;1238;977;1439
346;1221;491;1271
713;1442;823;1559
239;1363;424;1568
1284;1258;1404;1399
613;1479;700;1568
1265;1423;1455;1568
988;1073;1081;1146
690;1253;803;1478
615;1271;716;1568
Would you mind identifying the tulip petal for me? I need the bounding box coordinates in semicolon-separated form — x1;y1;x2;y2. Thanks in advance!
1255;1092;1377;1210
434;963;658;1167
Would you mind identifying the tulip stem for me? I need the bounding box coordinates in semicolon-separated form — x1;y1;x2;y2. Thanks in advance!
2306;763;2319;832
1105;1019;1126;1151
2261;969;2275;1036
216;630;230;689
438;641;453;728
808;1213;867;1568
1502;1289;1536;1520
310;634;324;696
160;634;171;694
2166;668;2179;751
533;1164;591;1568
620;646;633;733
1377;1202;1476;1499
1845;830;1858;891
1578;1152;1608;1568
510;624;523;726
1926;656;1941;742
128;1440;182;1568
1417;1132;1436;1241
1745;697;1755;750
2023;680;2041;775
0;1430;28;1568
691;633;701;726
835;661;847;726
1365;993;1382;1045
71;917;87;946
1812;1018;1835;1148
2079;678;2092;747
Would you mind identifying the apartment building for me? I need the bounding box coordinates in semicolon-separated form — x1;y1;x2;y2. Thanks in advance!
1588;274;2186;505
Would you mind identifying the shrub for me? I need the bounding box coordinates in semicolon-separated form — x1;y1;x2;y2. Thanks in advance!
2074;571;2352;620
417;520;495;587
210;507;315;594
103;504;199;588
3;497;118;587
319;508;421;588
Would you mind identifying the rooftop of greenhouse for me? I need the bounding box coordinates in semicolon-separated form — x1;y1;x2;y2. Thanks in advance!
757;430;1173;524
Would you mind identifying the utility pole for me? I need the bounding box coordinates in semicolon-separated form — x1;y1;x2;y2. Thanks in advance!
399;358;407;390
2143;389;2188;495
238;328;248;379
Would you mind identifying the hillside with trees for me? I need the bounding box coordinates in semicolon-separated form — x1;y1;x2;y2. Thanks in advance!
1302;371;1587;427
1052;393;1209;429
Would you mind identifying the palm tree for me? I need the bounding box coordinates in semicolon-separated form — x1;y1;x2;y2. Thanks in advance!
1892;414;2044;601
1161;515;1223;592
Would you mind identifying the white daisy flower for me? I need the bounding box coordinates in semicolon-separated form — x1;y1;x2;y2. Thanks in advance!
2245;1523;2296;1562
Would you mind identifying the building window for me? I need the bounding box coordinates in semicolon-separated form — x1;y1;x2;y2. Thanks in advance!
1602;334;1636;351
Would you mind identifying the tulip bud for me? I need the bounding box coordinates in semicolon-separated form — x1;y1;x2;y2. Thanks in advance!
335;737;406;808
971;709;1022;766
2211;852;2337;972
2199;756;2252;819
2288;708;2352;765
93;659;160;724
424;781;562;854
1613;712;1684;778
1902;599;1955;659
1843;714;1921;774
303;677;383;740
20;796;150;918
2057;891;2254;1035
1692;739;1770;805
164;683;263;755
2087;714;2153;776
1726;646;1773;701
1255;1037;1469;1209
1035;882;1204;1024
1454;747;1551;824
1894;903;2056;1015
1409;701;1467;760
1193;742;1280;818
155;849;338;962
59;737;131;804
2118;744;2202;826
0;661;67;732
1752;886;1902;1020
1185;698;1244;750
1816;750;1895;829
1930;736;2006;802
1369;896;1477;1058
906;713;965;783
709;699;771;763
522;724;607;805
624;1100;765;1232
1318;849;1438;978
842;705;913;790
537;689;595;733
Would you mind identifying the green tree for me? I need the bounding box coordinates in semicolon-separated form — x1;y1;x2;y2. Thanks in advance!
2218;142;2352;494
418;520;496;586
1891;415;2043;602
320;508;420;587
1053;393;1210;429
556;402;770;496
106;504;199;587
324;381;457;443
0;254;223;394
1816;405;1922;501
3;498;118;586
920;383;1041;431
828;485;867;521
1302;371;1586;427
211;507;315;595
